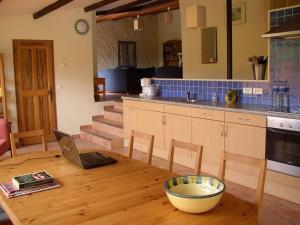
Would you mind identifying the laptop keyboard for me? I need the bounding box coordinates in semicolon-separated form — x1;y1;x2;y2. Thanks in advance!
79;152;116;168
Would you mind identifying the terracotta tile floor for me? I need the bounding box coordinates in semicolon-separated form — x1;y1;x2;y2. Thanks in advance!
0;138;300;225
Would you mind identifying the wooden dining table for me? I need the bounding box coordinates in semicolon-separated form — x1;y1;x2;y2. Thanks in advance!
0;150;257;225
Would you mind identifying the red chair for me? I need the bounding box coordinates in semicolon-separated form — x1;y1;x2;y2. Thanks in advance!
0;118;10;157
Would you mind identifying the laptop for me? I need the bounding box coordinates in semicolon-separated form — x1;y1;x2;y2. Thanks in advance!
54;130;117;169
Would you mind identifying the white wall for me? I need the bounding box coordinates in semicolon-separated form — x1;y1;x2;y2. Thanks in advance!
232;0;268;80
180;0;228;79
157;10;182;66
179;0;268;80
0;8;105;134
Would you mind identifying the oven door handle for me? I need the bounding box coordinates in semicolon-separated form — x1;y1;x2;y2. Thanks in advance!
268;128;300;136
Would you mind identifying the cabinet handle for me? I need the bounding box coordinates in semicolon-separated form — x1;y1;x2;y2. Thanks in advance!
161;116;164;125
238;117;250;122
221;125;224;137
224;125;228;137
164;115;167;125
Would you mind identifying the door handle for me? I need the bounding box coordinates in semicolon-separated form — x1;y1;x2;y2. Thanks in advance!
48;87;53;102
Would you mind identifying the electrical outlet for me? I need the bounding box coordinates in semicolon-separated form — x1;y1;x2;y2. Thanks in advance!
243;88;253;95
253;88;263;95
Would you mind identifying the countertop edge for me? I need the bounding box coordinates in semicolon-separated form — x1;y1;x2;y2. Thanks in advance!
122;96;300;120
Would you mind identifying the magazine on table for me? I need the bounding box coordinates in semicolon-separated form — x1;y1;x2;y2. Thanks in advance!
0;181;61;198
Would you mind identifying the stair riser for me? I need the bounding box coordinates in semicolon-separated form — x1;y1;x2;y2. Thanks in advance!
92;121;123;137
80;131;124;150
113;102;123;111
104;104;123;113
80;132;112;149
104;111;123;123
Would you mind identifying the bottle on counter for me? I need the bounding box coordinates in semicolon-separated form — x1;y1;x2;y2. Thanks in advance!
272;85;279;108
272;81;290;112
281;86;290;111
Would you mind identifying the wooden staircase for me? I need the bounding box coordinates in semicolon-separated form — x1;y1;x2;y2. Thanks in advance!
80;100;124;150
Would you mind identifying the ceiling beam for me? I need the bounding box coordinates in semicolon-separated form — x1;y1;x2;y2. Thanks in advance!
84;0;120;12
96;0;174;15
33;0;74;19
97;0;155;15
139;0;173;9
96;0;179;23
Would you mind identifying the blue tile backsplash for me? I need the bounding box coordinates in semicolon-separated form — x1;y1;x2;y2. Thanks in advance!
153;6;300;108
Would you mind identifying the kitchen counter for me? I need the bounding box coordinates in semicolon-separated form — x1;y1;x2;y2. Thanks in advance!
122;95;300;120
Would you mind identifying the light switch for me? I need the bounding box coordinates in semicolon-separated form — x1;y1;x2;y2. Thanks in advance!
253;88;263;95
243;88;253;95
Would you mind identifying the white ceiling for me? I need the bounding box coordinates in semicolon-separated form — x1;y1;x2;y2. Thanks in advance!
0;0;137;17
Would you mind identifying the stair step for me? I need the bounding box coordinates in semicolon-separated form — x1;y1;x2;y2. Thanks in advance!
104;108;123;123
113;100;123;111
92;115;123;137
104;107;123;114
80;126;123;150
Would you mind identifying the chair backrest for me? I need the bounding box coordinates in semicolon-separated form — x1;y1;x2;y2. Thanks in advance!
10;130;48;157
0;118;10;157
128;130;154;165
168;139;203;175
218;151;267;214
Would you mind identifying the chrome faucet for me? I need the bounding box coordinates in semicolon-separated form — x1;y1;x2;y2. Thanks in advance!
186;91;191;101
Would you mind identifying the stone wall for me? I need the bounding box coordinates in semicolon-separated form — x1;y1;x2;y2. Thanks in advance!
96;15;159;70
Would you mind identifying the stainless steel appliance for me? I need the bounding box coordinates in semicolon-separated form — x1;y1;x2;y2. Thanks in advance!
266;116;300;177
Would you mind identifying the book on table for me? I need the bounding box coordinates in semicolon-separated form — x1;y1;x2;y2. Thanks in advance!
12;171;55;189
0;171;60;198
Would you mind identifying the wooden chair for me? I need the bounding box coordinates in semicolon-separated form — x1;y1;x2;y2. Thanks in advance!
94;77;106;99
10;130;48;157
218;151;267;214
168;139;203;175
128;130;154;165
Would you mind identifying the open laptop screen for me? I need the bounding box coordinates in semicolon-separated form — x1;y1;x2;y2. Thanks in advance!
54;130;83;168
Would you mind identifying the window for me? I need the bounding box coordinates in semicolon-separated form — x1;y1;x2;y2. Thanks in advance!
118;41;137;68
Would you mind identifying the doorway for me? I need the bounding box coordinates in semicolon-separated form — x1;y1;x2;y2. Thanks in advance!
13;40;57;144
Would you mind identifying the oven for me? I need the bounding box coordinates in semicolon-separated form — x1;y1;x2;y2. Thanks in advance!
266;116;300;177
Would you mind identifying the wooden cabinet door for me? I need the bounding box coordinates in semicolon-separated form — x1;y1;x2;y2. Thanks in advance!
269;0;300;9
13;40;57;144
165;113;192;157
123;107;137;139
225;122;266;159
192;118;224;166
148;111;165;149
123;107;165;150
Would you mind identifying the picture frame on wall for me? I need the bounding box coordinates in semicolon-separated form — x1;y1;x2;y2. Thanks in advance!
232;2;246;25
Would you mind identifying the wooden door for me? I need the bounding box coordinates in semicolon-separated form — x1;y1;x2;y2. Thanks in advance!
192;118;224;171
0;54;8;119
13;40;57;144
